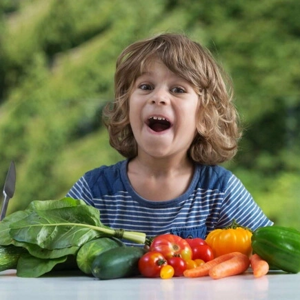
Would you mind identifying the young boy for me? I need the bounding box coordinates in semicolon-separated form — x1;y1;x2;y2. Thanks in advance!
67;33;273;245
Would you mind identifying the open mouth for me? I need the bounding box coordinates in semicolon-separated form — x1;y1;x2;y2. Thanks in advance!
147;116;171;132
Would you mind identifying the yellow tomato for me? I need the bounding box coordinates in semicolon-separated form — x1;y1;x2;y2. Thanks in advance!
194;259;205;267
160;265;174;279
205;221;253;257
185;259;198;270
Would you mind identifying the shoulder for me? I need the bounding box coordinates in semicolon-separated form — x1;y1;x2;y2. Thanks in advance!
195;164;234;192
83;160;126;192
85;160;124;180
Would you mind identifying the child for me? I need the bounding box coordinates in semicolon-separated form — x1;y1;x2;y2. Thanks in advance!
66;33;273;245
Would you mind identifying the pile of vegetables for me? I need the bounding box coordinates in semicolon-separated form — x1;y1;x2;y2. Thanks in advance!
137;221;300;280
1;198;300;280
137;230;263;280
0;197;146;277
138;234;214;279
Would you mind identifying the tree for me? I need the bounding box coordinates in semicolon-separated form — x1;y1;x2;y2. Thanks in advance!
0;0;299;227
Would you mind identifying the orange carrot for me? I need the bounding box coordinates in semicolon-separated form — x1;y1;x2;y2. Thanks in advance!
183;252;244;278
209;253;250;279
250;254;269;278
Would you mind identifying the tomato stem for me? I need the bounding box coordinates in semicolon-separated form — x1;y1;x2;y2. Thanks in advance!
157;258;167;266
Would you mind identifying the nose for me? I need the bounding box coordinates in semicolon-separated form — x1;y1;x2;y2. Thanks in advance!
149;88;169;105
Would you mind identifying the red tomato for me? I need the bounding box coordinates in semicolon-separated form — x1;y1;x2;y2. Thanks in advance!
167;257;187;277
185;238;214;262
185;237;207;248
138;251;167;278
192;244;214;262
150;234;192;261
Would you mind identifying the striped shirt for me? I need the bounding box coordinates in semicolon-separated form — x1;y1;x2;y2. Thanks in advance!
66;160;273;246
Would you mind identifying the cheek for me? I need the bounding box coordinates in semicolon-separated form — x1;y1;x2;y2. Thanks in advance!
128;102;142;132
129;100;137;115
129;94;145;120
128;97;137;121
185;104;198;127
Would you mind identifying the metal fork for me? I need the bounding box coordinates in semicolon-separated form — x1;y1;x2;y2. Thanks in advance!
0;161;16;221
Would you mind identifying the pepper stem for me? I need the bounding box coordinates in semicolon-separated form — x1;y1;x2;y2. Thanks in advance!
226;219;253;232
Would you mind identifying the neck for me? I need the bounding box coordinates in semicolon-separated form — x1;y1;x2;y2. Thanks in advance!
127;154;195;201
129;154;193;178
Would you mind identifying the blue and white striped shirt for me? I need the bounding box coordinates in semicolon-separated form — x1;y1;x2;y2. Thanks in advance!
66;160;273;245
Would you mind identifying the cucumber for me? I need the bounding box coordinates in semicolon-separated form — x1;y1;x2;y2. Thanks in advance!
0;245;26;272
76;237;124;275
91;246;145;280
252;226;300;273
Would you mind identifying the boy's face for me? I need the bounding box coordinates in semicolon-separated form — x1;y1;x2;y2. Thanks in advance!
129;59;199;160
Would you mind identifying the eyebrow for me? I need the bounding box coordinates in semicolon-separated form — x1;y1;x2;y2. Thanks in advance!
138;71;153;77
137;71;191;85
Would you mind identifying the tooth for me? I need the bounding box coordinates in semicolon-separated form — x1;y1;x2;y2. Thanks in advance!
149;116;168;121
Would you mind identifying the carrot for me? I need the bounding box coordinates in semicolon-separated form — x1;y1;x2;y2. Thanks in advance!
209;253;250;279
183;252;244;278
250;253;269;278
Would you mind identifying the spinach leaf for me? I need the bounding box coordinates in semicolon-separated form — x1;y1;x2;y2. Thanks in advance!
9;207;104;249
17;253;68;278
0;210;31;245
28;198;86;211
8;197;146;250
13;241;79;259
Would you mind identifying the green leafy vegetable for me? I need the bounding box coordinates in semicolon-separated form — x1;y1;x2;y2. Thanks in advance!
17;253;68;278
0;197;146;277
9;207;102;249
0;210;32;245
13;241;79;259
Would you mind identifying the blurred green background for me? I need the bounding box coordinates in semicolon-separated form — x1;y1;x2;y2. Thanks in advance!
0;0;299;228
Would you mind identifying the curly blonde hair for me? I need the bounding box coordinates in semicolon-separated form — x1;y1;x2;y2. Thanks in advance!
103;33;242;164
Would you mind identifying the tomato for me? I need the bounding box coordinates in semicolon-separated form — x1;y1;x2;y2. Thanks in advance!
150;234;192;261
205;220;253;257
138;251;167;278
192;244;214;262
185;237;214;262
194;259;205;267
167;257;187;277
185;259;197;270
160;265;174;279
185;237;207;248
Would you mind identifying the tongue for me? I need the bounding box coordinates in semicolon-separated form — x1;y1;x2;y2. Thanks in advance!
151;123;169;132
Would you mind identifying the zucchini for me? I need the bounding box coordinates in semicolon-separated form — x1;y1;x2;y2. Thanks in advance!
76;237;124;275
251;226;300;273
0;245;26;272
91;246;145;280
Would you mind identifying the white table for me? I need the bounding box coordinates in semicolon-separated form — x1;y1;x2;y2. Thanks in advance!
0;269;299;300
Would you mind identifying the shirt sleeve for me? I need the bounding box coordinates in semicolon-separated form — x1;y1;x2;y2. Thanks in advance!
216;174;273;231
66;175;95;206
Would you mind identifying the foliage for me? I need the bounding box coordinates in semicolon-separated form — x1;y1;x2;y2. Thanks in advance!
0;0;299;228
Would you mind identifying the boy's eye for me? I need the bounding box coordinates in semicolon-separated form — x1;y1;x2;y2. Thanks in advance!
171;87;185;93
139;84;152;90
